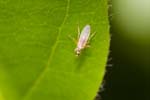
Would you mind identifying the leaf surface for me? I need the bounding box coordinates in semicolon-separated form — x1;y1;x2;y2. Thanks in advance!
0;0;110;100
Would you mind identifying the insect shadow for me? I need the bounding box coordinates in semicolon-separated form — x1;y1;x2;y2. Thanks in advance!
74;45;93;72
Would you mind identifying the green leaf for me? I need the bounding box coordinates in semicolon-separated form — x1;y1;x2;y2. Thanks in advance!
0;0;110;100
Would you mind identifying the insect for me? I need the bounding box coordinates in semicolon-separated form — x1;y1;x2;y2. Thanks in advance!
69;24;95;56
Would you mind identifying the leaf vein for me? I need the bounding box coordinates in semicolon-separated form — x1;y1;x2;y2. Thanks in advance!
22;0;70;99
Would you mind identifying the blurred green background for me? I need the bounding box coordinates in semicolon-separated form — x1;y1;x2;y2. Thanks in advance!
101;0;150;100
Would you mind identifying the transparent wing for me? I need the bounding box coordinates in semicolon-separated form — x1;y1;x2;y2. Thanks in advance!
77;25;91;48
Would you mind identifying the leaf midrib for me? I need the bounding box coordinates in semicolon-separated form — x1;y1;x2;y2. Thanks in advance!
22;0;70;99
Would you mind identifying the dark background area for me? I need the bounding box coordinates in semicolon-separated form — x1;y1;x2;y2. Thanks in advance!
101;30;150;100
97;0;150;100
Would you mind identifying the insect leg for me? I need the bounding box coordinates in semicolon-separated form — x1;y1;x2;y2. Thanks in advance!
68;35;77;44
85;32;96;48
85;44;91;48
89;32;96;41
78;25;80;38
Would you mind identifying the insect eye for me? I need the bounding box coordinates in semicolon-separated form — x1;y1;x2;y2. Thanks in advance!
77;51;80;54
76;52;80;56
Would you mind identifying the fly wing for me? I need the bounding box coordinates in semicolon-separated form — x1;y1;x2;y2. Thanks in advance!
77;25;91;48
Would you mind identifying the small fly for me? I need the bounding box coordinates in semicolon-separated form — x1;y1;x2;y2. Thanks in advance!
69;24;95;56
